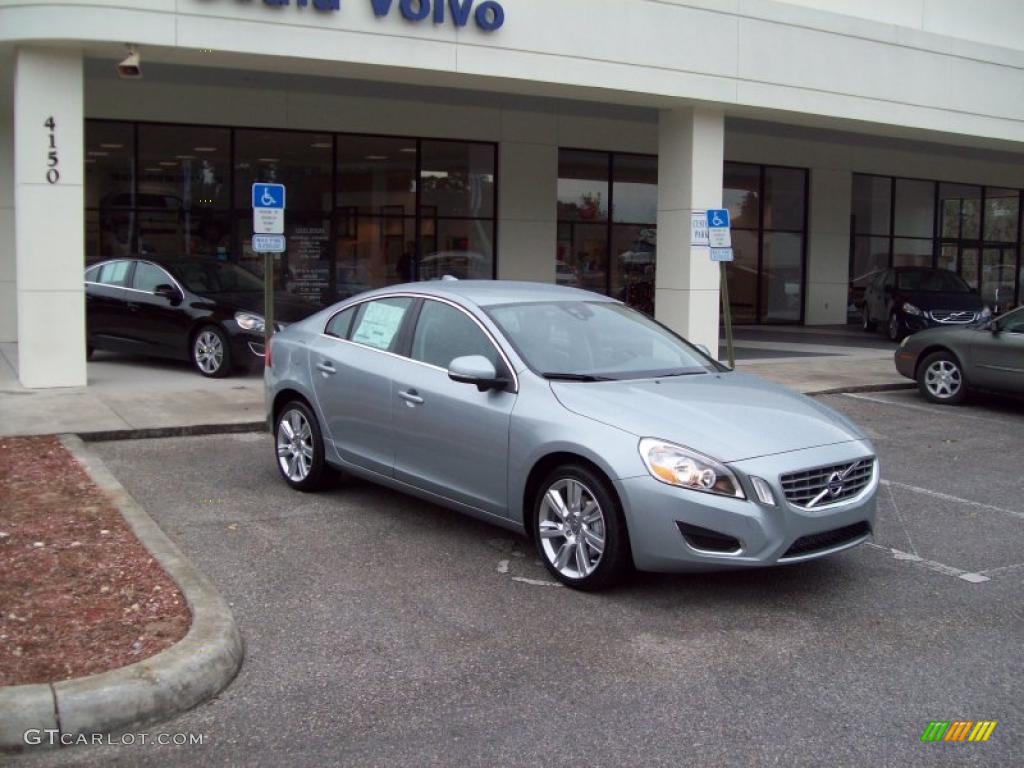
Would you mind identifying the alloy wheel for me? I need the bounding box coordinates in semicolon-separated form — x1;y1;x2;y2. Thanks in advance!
538;478;606;580
924;360;962;400
195;331;224;374
277;409;314;482
888;313;900;341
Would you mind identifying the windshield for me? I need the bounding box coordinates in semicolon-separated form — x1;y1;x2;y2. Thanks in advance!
486;301;720;381
167;261;264;294
896;269;972;293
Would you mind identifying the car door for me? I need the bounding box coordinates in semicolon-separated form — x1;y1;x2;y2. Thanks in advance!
969;308;1024;393
391;298;517;517
128;261;192;357
86;260;135;352
308;297;415;477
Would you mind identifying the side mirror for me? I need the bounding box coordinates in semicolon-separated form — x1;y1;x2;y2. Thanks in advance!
154;284;180;301
448;355;508;392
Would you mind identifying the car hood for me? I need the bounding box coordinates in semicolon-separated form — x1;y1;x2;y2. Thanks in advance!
897;290;983;312
195;291;322;324
550;372;866;463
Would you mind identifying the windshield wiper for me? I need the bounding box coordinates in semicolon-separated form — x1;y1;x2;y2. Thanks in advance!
654;370;705;379
542;372;614;382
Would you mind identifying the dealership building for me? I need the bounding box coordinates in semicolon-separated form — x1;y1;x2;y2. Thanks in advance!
1;0;1023;388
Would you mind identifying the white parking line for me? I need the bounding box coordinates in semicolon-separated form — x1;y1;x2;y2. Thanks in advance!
978;562;1024;576
881;479;1024;521
867;543;990;583
842;392;1017;426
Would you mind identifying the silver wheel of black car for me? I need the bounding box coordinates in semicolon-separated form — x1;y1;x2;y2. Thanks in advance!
533;464;630;590
918;351;966;405
887;311;903;342
193;326;231;378
274;400;332;491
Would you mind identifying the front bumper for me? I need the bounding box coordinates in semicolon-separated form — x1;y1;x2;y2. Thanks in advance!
230;331;266;371
619;440;878;573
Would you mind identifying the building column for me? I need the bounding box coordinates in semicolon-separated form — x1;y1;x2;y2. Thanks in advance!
0;49;15;344
654;107;724;353
14;47;86;388
805;167;852;325
496;111;558;283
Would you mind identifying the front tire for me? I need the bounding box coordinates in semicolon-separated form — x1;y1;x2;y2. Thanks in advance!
193;325;231;378
274;400;332;491
917;351;967;405
533;464;630;591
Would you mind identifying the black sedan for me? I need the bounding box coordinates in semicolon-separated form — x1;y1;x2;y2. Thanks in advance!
895;306;1024;404
84;258;319;377
861;267;988;342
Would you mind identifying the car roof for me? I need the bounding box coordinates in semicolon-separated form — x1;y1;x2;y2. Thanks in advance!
358;280;619;308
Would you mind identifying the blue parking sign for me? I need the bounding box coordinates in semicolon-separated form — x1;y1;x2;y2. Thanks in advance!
252;183;286;210
706;209;730;229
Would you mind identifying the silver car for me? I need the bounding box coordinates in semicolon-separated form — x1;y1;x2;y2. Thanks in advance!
266;281;878;590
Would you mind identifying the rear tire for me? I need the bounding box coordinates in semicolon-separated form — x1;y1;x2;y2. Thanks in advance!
887;311;904;342
274;400;333;491
917;350;967;405
532;464;630;591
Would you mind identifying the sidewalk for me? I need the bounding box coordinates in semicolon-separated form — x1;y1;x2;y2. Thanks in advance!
0;329;909;439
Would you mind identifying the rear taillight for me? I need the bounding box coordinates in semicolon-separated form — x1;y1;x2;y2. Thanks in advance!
265;337;273;368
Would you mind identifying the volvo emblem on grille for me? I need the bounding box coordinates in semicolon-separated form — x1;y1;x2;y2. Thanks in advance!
826;473;845;497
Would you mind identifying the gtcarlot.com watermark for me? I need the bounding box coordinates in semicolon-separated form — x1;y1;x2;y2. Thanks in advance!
24;730;206;747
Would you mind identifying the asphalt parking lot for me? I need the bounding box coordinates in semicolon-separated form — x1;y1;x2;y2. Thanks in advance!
16;390;1024;767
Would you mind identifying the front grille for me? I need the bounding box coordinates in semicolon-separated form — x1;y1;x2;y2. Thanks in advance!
929;310;977;324
781;521;871;560
676;522;741;554
780;458;874;509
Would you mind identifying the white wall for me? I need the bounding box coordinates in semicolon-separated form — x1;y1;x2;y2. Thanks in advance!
0;49;15;343
1;0;1023;148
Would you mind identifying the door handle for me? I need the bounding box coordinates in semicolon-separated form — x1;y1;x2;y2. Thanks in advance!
398;389;424;405
316;361;337;375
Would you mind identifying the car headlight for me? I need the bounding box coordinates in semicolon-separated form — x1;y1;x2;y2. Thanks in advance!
901;302;922;316
235;312;266;332
638;439;745;499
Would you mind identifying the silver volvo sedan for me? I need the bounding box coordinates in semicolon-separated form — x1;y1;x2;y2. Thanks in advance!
266;281;878;590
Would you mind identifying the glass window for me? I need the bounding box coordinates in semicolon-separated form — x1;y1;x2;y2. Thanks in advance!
334;216;415;299
137;125;230;211
725;230;760;326
86;210;135;261
610;225;656;316
85;264;101;282
937;244;958;273
97;260;132;287
420;140;495;218
133;262;174;292
893;179;935;238
558;150;609;223
939;184;981;240
724;163;760;230
84;122;134;209
350;297;413;352
420;220;494;280
892;238;934;268
411;300;500;371
137;211;231;259
1000;307;1024;333
852;175;891;236
487;301;716;380
165;260;264;294
284;215;332;305
336;136;417;215
760;232;803;323
982;248;1017;311
895;269;971;292
325;306;357;339
984;188;1020;243
235;130;333;212
763;167;805;231
961;247;980;290
557;222;607;295
612;155;657;224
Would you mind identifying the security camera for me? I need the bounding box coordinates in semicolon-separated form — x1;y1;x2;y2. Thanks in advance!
117;46;142;79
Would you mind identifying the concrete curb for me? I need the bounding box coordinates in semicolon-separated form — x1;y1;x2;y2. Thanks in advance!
78;421;267;443
0;435;243;752
805;382;917;397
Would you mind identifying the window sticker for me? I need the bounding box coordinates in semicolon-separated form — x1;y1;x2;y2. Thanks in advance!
351;301;407;350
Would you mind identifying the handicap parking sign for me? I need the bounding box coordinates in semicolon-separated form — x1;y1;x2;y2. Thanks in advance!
252;183;285;210
706;208;731;248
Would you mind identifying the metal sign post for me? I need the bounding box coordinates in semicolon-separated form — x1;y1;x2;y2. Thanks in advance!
252;183;286;356
706;209;736;369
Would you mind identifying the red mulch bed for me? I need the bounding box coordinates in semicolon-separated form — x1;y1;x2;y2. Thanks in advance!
0;436;190;687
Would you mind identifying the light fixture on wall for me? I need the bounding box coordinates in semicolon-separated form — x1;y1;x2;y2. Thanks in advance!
117;45;142;79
